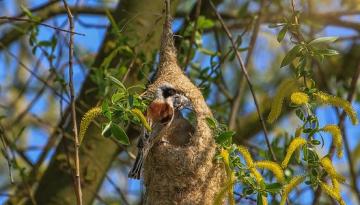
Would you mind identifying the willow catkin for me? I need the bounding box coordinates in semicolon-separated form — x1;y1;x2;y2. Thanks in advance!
79;107;102;144
290;91;309;105
281;137;307;168
320;125;343;158
254;161;285;183
314;91;358;125
268;79;298;123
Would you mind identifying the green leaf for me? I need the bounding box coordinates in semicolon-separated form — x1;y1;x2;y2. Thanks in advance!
107;75;126;90
101;101;111;119
277;26;288;42
101;48;119;69
20;5;34;18
127;84;146;92
257;193;264;205
311;139;321;145
101;122;112;137
295;109;305;121
205;117;217;129
197;16;215;30
316;49;339;56
309;36;338;46
111;124;130;145
128;95;134;107
118;45;133;57
280;45;302;68
265;182;282;193
194;31;202;46
51;36;57;50
216;131;235;144
268;23;285;28
111;92;126;103
242;187;254;195
37;40;52;47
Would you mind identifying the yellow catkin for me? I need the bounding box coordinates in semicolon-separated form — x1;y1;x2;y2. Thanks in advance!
250;167;264;185
254;161;285;183
321;125;343;158
332;179;346;205
319;181;345;205
332;178;341;197
268;79;298;123
219;149;235;205
314;91;358;125
220;149;230;167
237;146;254;167
236;146;269;205
290;91;309;105
320;157;346;183
281;138;307;168
280;175;306;205
214;180;235;205
79;107;102;144
261;195;268;205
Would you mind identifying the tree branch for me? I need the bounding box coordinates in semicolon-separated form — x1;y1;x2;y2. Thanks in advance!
62;1;83;205
210;0;277;161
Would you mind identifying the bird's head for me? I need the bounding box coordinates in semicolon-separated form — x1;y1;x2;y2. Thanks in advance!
147;83;191;124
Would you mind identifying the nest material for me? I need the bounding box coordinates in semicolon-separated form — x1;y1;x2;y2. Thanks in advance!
143;5;225;204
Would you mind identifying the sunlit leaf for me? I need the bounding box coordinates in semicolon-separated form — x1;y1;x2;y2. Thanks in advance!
216;131;235;144
281;45;302;68
101;122;112;137
277;26;288;42
205;117;217;129
316;49;339;56
131;108;151;132
309;36;338;46
107;75;126;90
197;16;215;30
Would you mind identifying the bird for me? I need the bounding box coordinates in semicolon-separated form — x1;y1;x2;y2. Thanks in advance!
128;83;193;179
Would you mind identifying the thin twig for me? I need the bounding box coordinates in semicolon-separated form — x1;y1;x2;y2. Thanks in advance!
0;16;85;36
62;1;83;205
228;0;266;131
0;42;70;104
183;0;202;70
105;175;130;205
0;125;14;184
209;0;277;161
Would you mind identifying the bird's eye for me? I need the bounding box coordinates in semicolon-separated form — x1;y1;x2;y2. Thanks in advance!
163;88;176;98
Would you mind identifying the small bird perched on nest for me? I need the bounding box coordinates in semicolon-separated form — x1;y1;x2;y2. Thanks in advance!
128;83;194;179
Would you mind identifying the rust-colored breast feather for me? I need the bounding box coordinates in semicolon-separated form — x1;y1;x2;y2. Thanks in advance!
147;101;173;123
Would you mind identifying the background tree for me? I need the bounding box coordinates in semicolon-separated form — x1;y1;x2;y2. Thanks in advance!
0;0;359;204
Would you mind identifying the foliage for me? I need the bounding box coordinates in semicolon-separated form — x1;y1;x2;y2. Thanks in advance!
206;3;359;204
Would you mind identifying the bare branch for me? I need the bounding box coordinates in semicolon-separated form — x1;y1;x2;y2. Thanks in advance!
0;16;85;36
183;0;202;70
210;0;277;161
62;1;83;205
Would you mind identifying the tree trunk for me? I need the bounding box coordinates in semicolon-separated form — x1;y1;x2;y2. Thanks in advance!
19;1;179;205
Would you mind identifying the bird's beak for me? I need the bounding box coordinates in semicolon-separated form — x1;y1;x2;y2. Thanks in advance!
180;95;192;110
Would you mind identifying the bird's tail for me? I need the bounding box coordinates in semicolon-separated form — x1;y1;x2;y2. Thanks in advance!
128;150;144;180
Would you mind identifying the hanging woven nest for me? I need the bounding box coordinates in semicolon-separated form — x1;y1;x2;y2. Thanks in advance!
142;1;225;204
